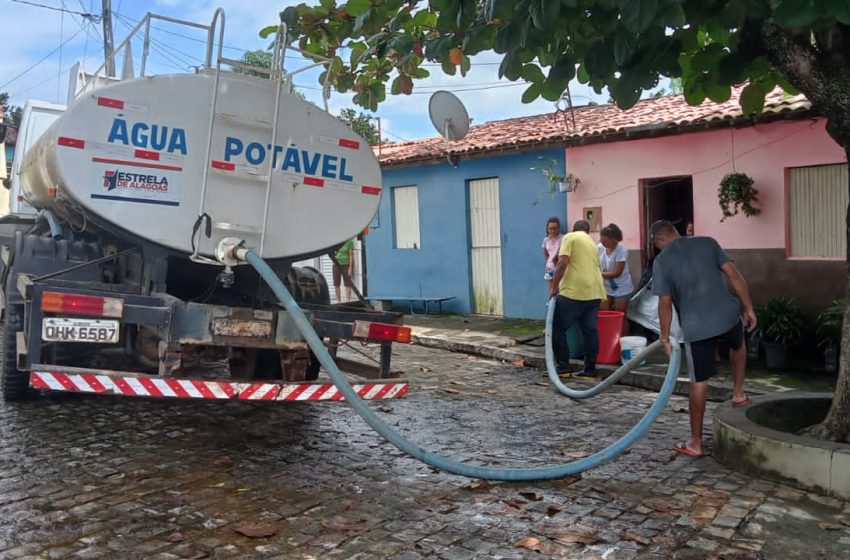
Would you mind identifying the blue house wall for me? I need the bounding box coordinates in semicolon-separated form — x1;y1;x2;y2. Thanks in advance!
367;148;567;319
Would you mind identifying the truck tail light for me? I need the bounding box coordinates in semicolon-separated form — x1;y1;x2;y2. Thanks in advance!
41;291;124;318
353;321;411;343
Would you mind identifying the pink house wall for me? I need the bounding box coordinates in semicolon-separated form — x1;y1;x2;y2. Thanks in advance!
565;118;846;251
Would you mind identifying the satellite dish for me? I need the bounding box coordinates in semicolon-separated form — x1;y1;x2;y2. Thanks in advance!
429;90;470;142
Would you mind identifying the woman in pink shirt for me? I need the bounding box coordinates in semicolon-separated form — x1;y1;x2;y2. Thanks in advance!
542;217;563;292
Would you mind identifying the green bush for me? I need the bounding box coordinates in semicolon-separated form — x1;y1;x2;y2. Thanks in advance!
756;297;804;347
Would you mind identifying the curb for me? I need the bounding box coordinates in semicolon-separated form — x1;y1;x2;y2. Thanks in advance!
412;332;738;401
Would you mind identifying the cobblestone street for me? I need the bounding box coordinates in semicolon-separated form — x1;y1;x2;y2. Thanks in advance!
0;344;848;559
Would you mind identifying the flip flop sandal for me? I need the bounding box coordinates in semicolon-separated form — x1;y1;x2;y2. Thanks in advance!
672;443;706;458
732;397;752;407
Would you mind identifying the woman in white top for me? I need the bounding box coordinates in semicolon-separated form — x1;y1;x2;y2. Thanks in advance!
597;223;634;334
541;217;563;293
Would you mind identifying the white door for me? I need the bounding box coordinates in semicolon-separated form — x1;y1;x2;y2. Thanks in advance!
469;178;503;315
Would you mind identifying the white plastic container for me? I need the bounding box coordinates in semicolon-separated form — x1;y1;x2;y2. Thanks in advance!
620;336;647;364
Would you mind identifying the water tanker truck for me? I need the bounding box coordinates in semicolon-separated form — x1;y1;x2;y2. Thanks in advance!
0;10;410;402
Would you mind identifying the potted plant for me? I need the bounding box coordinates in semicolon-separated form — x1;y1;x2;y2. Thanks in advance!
531;158;579;193
756;296;805;369
718;171;761;221
817;298;844;373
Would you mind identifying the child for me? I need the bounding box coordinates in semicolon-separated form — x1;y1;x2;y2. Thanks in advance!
542;217;563;292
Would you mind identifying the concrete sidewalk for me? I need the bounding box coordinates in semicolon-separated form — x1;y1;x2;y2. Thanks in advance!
408;324;785;401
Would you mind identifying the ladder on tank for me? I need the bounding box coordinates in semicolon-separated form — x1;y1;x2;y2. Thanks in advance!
73;9;335;265
191;21;337;264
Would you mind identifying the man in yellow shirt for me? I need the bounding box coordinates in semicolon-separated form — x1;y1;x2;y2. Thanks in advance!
549;220;607;375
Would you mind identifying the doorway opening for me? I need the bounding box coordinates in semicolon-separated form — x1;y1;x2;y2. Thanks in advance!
641;175;694;265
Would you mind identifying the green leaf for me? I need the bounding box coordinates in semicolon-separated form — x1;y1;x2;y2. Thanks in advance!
280;6;300;29
412;9;435;26
410;67;430;79
387;35;414;55
530;0;546;30
486;0;515;22
614;86;641;109
824;0;850;24
609;73;641;108
747;56;772;79
740;83;766;113
259;24;279;39
774;0;821;28
425;36;452;60
705;81;732;103
442;60;457;75
522;81;543;103
498;51;522;80
345;0;371;17
350;44;367;67
613;26;638;66
619;0;658;33
461;55;471;74
391;75;403;95
549;55;576;83
717;53;748;84
691;44;726;72
576;63;590;84
520;63;545;83
656;0;686;27
584;40;615;78
541;78;566;101
776;75;800;95
683;79;705;105
463;24;497;54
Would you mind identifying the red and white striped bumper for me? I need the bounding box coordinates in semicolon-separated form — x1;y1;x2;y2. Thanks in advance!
30;370;408;401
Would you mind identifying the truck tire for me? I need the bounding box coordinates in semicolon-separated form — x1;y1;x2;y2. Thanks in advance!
1;304;32;401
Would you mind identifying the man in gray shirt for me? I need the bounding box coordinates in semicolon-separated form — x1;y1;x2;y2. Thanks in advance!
650;220;757;458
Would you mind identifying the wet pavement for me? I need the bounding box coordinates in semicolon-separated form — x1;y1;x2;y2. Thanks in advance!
0;343;848;559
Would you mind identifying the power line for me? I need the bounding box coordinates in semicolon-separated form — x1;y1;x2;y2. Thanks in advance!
113;15;196;73
0;26;85;90
8;66;72;98
114;13;208;68
8;0;101;21
411;82;525;94
114;10;264;56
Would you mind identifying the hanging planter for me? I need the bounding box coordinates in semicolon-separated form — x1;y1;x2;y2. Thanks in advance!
531;158;580;194
718;172;761;221
558;174;580;193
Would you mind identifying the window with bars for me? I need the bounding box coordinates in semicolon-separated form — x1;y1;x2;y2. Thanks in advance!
788;163;848;258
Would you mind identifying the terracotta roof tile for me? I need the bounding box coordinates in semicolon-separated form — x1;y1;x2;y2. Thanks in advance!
377;88;812;166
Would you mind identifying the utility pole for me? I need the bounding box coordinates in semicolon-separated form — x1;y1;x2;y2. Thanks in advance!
102;0;115;77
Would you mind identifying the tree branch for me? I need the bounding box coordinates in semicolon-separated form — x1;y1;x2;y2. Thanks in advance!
755;21;850;145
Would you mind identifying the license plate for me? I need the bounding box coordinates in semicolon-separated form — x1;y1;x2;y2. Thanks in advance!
42;318;120;343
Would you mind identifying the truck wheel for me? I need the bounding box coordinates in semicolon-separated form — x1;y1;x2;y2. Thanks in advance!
1;304;32;401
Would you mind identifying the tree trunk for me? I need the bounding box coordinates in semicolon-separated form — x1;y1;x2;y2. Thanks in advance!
809;146;850;443
757;23;850;443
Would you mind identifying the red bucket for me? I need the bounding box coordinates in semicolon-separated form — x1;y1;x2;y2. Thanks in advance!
596;310;625;364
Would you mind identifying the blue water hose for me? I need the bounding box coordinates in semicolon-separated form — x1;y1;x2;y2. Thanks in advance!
243;250;682;481
545;297;663;399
